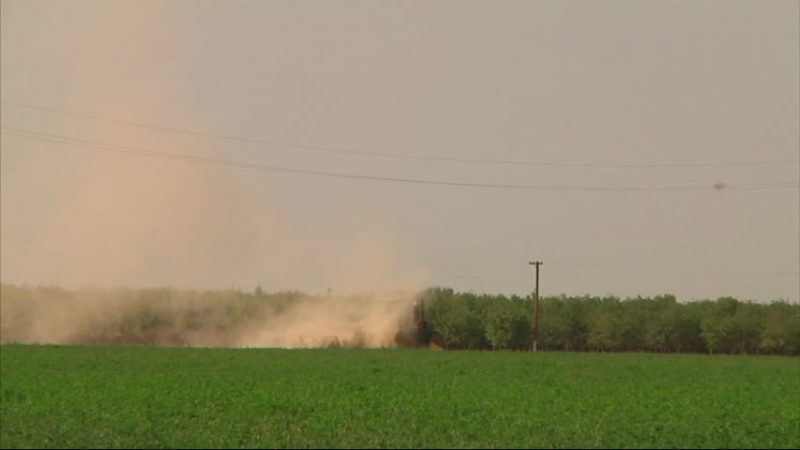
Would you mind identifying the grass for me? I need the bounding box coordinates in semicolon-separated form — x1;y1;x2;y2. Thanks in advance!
1;345;798;448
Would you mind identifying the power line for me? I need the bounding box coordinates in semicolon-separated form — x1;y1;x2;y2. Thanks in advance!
2;127;798;192
423;260;799;276
547;261;800;276
3;99;798;169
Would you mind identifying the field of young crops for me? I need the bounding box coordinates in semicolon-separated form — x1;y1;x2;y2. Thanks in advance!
1;345;798;449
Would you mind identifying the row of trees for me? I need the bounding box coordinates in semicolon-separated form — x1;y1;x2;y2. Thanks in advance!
0;284;309;346
2;284;798;355
418;288;800;355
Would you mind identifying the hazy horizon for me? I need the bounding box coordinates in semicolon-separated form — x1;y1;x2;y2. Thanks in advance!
2;0;798;302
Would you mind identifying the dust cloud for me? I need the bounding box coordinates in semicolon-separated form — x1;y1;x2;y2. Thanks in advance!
0;1;428;348
0;286;424;348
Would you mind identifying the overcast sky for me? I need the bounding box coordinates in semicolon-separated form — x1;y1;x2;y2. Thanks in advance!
1;0;798;301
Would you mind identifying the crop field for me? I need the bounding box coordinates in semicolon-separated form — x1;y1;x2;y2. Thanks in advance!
1;345;798;449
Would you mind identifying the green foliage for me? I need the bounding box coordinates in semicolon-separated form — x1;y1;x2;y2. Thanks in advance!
760;302;800;355
1;346;798;448
484;297;531;350
426;290;489;349
2;284;798;355
417;288;798;355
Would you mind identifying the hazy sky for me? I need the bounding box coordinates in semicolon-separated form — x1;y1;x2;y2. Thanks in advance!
1;0;798;301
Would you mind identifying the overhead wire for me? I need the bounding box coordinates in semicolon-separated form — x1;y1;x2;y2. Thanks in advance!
3;100;798;169
2;126;798;192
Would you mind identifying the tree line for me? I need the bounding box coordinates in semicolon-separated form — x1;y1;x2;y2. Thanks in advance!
1;283;797;354
418;288;800;355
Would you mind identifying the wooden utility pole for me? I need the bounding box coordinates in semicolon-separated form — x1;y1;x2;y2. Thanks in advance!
529;261;543;352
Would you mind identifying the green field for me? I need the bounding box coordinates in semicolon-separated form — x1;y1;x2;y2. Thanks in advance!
1;346;798;448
